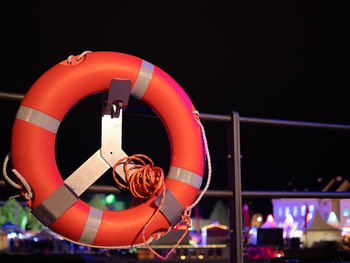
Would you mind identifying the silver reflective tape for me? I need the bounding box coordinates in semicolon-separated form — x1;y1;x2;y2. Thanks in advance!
154;188;184;226
79;207;103;245
31;184;78;226
16;106;60;134
167;166;203;190
131;60;154;99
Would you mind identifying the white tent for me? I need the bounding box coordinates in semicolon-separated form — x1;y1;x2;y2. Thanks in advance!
303;211;342;247
282;214;296;238
261;214;278;229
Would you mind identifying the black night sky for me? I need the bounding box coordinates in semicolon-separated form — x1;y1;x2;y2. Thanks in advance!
2;1;349;217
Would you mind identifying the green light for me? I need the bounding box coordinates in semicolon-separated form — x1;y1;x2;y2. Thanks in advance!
344;209;349;217
20;215;28;229
105;194;116;204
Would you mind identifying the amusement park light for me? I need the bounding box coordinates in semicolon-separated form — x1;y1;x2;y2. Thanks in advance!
20;215;28;229
105;194;116;204
266;214;274;223
306;212;313;222
327;211;338;223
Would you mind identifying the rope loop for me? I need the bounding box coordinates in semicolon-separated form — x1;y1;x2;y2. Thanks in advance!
67;50;92;65
2;153;33;200
112;154;165;204
181;209;192;229
185;110;212;212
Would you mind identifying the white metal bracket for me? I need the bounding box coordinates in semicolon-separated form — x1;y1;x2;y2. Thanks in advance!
64;79;131;196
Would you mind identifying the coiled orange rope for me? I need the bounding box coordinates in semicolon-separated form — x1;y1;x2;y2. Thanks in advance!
112;154;191;260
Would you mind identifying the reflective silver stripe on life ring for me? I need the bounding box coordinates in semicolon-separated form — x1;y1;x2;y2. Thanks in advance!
167;166;203;190
31;184;78;226
131;60;154;99
16;105;61;134
78;207;103;245
154;188;184;226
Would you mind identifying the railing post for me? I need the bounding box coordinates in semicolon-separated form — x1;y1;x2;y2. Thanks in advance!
227;111;243;262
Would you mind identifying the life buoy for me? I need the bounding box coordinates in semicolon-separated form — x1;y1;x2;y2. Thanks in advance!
11;51;205;247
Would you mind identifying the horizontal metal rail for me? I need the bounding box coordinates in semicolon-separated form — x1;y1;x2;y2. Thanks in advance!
240;116;350;130
242;190;350;199
199;113;350;130
2;91;350;130
2;180;349;199
0;91;25;101
84;185;350;199
1;180;349;203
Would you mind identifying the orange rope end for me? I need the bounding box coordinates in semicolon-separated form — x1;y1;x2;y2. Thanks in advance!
143;208;192;261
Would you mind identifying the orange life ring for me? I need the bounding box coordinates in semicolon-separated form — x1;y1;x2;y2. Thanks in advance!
11;51;205;247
